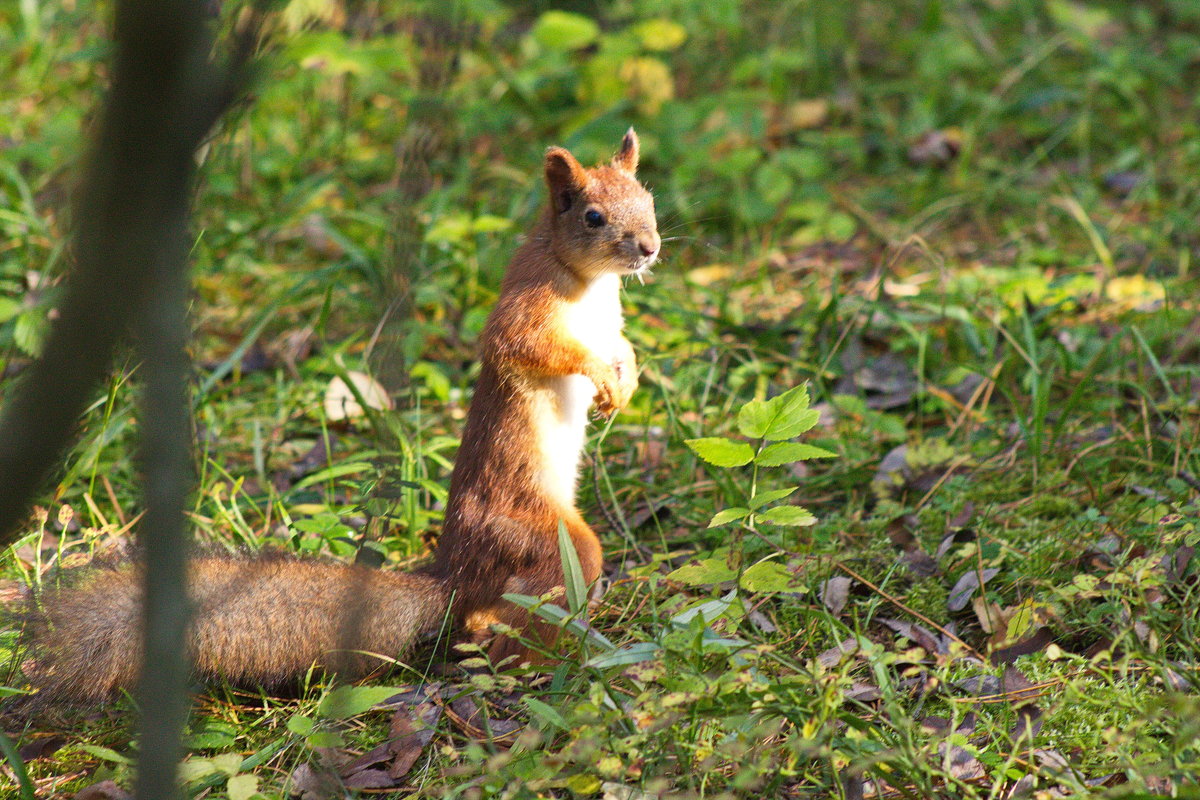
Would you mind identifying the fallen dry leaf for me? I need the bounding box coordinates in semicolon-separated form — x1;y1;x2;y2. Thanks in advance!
324;371;394;422
385;684;444;779
947;567;999;612
819;576;853;615
880;618;944;655
602;782;658;800
816;638;860;668
447;691;522;739
18;735;65;762
885;515;938;577
908;128;962;166
991;627;1054;664
290;763;343;800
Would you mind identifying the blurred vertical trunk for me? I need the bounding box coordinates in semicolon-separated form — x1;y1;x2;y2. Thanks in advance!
0;1;253;797
371;9;466;393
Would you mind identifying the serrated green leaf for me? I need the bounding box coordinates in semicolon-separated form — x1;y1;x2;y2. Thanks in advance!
758;505;817;526
708;507;750;527
739;560;793;593
767;386;819;439
736;398;774;439
317;685;401;719
667;558;737;586
737;385;819;441
748;487;797;510
770;407;820;439
686;437;754;467
755;442;837;466
531;10;598;51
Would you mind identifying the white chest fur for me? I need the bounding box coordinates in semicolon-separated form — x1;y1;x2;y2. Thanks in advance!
536;274;625;507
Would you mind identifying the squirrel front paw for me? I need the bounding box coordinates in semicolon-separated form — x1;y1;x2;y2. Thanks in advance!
591;364;626;418
613;348;638;405
592;357;638;418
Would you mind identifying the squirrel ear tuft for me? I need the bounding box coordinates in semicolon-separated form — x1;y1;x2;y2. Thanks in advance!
545;147;587;212
612;128;639;173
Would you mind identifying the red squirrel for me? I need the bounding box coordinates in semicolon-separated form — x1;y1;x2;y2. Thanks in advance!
23;130;659;701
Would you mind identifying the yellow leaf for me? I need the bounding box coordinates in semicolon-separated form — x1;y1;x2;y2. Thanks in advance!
1104;275;1165;310
783;99;829;131
633;19;688;51
687;264;733;286
619;57;674;115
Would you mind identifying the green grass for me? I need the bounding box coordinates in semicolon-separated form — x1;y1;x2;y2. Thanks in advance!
2;0;1200;797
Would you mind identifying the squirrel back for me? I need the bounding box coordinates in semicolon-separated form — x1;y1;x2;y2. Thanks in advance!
17;130;658;702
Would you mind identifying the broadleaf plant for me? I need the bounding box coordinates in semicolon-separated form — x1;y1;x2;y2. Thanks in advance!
686;384;834;533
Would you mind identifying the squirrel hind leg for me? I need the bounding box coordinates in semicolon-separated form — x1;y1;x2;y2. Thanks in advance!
470;519;606;669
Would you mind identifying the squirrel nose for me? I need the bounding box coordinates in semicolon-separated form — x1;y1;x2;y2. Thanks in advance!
637;232;660;258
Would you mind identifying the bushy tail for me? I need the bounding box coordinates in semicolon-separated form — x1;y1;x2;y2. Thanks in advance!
23;553;451;704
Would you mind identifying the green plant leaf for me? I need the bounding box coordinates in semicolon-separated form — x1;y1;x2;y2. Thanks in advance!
13;309;47;357
632;19;687;51
737;385;820;441
317;685;402;719
180;759;219;784
755;442;837;466
667;557;737;586
0;297;19;324
558;519;587;616
286;714;314;735
586;641;661;669
708;507;750;527
766;386;820;440
758;505;817;526
210;753;244;777
0;732;34;800
686;437;754;467
748;487;797;510
77;745;133;765
186;720;237;750
523;696;568;731
671;590;737;625
740;560;793;593
227;774;260;800
736;397;775;439
505;593;615;650
306;730;345;748
531;10;598;51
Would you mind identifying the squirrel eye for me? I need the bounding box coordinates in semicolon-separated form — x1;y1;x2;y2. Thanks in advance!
584;209;606;227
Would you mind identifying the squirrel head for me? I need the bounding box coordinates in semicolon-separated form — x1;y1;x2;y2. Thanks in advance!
543;129;660;280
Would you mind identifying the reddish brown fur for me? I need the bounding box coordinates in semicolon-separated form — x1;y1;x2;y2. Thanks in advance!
20;131;658;701
433;131;657;657
27;554;449;703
